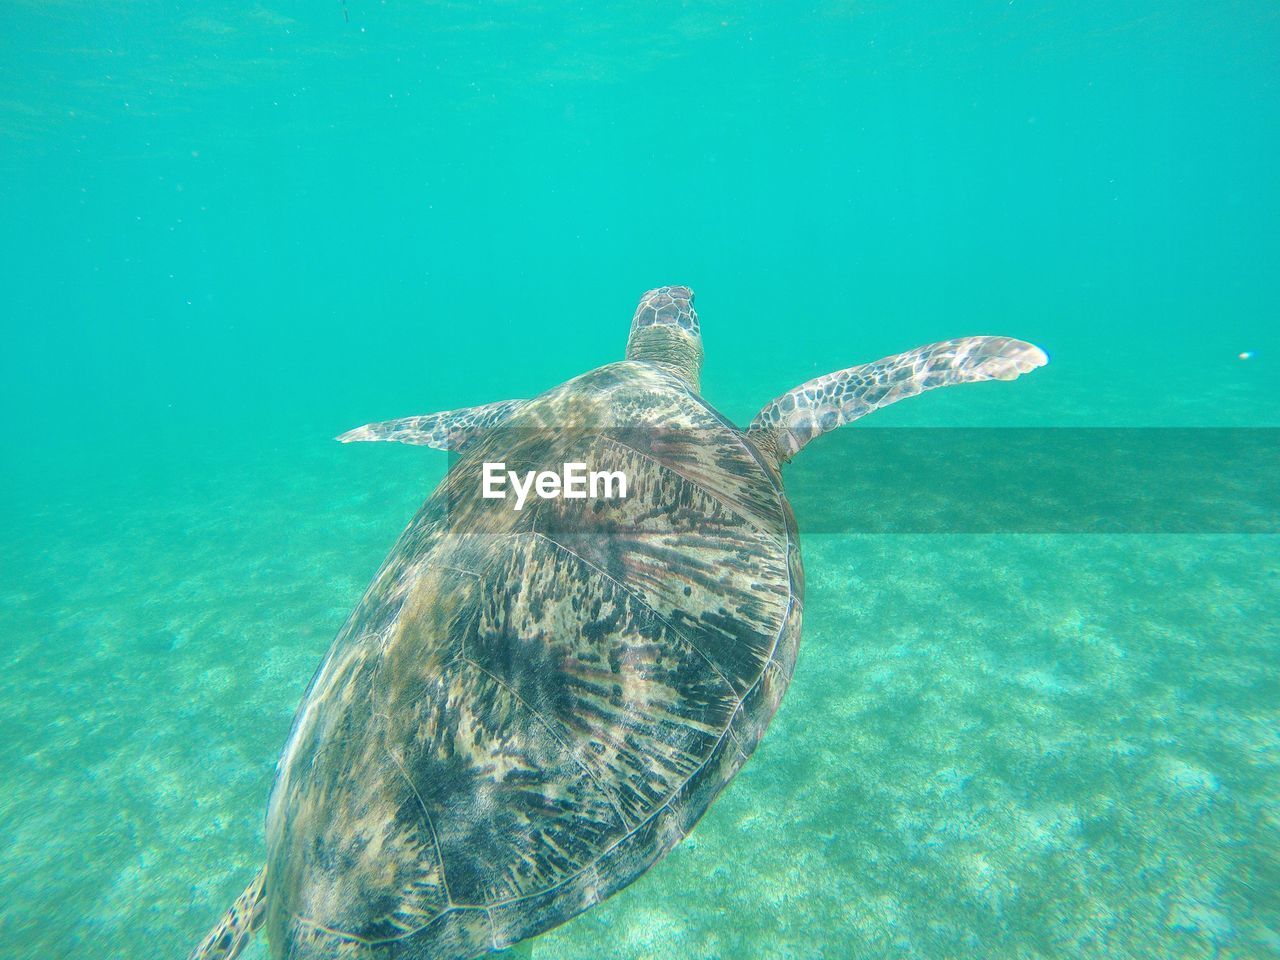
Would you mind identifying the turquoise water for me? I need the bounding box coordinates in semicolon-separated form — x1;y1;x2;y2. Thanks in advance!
2;3;1278;958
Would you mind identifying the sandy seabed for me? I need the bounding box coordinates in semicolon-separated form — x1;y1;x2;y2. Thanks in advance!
1;444;1275;960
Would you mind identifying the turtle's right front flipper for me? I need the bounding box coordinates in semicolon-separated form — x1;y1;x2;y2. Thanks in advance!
337;398;527;451
189;867;267;960
747;336;1047;462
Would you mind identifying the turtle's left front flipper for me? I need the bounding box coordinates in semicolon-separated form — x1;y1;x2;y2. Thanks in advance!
337;398;527;451
747;336;1047;462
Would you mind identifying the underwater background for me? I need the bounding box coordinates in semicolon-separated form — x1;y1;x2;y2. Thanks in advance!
2;2;1277;958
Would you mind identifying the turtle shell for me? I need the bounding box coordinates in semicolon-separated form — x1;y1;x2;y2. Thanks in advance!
262;361;803;958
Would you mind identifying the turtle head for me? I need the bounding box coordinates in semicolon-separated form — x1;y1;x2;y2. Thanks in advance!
624;285;703;390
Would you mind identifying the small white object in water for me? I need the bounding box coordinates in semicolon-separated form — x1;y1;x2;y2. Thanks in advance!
1238;351;1253;360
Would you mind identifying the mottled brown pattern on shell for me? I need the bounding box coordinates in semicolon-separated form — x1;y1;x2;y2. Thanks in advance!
596;380;785;540
473;532;743;829
264;361;802;960
534;435;791;695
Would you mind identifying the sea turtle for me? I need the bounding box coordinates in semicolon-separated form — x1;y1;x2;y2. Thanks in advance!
191;286;1046;959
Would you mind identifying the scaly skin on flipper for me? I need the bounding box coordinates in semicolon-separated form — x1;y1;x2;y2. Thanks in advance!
746;336;1048;461
189;867;267;960
337;399;528;450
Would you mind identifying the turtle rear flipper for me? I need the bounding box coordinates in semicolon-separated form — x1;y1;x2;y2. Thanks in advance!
747;336;1048;462
190;867;267;960
337;398;527;451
